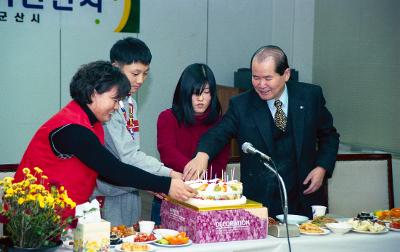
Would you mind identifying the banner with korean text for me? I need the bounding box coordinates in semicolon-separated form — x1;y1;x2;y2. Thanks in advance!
0;0;140;33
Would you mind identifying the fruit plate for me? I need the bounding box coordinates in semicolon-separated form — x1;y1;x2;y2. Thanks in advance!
153;239;193;247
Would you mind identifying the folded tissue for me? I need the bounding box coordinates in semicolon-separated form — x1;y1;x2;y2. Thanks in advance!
73;199;110;252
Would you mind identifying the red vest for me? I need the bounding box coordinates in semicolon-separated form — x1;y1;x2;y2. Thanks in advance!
14;101;104;217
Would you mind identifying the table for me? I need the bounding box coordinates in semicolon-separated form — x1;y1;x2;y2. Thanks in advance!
59;231;400;252
151;231;400;252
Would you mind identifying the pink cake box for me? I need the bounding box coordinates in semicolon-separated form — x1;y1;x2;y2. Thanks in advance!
160;199;268;243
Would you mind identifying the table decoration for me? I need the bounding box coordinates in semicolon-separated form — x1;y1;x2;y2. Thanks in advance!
0;167;76;250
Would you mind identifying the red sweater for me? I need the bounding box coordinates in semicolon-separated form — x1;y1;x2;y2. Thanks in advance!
157;109;229;178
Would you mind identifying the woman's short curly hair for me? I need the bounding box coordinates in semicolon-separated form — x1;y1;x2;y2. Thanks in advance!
70;60;130;105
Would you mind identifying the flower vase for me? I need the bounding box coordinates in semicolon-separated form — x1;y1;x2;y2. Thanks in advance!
7;241;62;252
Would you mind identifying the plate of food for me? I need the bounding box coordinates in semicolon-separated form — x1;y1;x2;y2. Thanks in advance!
111;225;135;238
154;231;192;247
311;215;338;227
349;219;388;234
374;208;400;222
115;242;156;252
128;233;160;244
389;220;400;231
154;239;193;247
352;228;389;234
300;229;330;236
299;223;330;235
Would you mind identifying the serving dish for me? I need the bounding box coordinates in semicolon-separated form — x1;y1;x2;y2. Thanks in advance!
276;214;309;225
325;222;352;235
153;228;179;237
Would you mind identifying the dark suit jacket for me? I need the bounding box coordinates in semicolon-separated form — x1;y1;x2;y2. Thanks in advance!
198;81;340;213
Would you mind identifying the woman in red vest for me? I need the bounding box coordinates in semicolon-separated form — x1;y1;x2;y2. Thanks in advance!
14;61;196;218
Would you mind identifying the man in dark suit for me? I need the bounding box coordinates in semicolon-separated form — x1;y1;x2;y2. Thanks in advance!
183;45;340;218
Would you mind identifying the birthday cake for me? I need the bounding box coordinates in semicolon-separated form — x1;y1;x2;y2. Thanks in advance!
185;178;243;201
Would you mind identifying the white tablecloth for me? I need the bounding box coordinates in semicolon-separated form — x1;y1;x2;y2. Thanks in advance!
59;231;400;252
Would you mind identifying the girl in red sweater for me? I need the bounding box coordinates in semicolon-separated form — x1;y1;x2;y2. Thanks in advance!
151;63;230;224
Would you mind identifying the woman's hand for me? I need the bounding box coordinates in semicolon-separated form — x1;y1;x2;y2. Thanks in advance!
183;152;209;181
170;170;183;179
168;178;197;201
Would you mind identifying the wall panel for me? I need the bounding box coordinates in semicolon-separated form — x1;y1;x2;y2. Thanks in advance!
60;29;128;106
0;26;60;163
138;0;208;157
314;0;400;153
208;0;272;86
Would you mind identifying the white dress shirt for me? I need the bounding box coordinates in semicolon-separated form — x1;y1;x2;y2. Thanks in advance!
267;84;288;117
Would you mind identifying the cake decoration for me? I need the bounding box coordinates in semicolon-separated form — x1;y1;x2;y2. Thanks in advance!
185;178;243;200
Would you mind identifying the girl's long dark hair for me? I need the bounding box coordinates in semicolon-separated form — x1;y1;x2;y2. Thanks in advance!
172;63;221;126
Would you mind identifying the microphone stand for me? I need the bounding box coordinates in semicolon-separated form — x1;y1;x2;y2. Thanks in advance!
263;162;288;226
263;161;293;252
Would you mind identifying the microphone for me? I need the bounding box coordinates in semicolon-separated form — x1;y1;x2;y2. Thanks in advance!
241;142;271;161
242;142;293;239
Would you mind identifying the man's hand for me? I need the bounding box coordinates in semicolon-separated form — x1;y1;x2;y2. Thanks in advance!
168;178;197;201
170;170;183;179
303;166;326;195
183;152;209;181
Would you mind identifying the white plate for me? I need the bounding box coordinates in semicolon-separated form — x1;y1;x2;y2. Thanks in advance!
153;228;179;237
352;228;389;234
115;243;156;252
276;214;309;225
389;227;400;232
300;228;330;236
154;239;193;247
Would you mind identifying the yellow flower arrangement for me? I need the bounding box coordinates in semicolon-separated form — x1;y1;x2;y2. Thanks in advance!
0;167;76;248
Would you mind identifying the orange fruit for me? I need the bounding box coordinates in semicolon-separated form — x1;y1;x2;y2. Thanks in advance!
180;237;190;244
168;236;180;245
390;208;400;218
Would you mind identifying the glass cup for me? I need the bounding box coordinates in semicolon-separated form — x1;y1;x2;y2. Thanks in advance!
311;205;327;219
139;220;155;234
